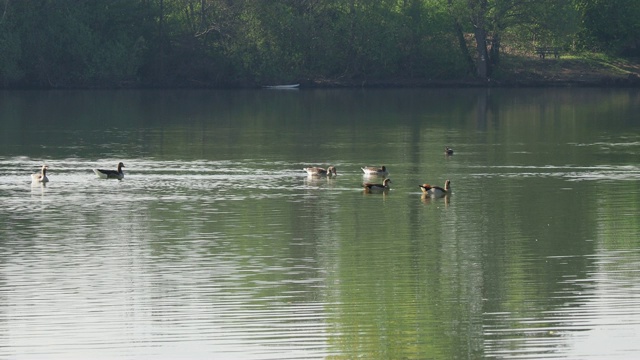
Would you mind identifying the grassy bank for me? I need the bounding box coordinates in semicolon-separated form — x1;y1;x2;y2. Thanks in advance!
306;53;640;88
492;53;640;87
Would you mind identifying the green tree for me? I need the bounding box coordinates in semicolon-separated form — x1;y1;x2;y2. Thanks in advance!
0;0;23;85
449;0;580;79
577;0;640;55
0;0;633;88
1;0;150;87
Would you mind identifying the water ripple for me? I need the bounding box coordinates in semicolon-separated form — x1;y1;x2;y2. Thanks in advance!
484;251;640;359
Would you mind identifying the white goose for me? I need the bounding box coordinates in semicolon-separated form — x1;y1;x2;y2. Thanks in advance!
31;165;49;183
93;162;125;180
361;165;388;176
303;166;337;176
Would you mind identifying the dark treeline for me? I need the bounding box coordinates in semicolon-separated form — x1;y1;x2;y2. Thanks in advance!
0;0;638;88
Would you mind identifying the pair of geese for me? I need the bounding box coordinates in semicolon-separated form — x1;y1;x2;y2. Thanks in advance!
303;164;451;196
31;162;126;183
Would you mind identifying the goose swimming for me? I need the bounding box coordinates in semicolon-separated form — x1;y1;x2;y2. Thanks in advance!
361;165;388;176
304;166;337;176
93;162;125;180
31;165;49;183
363;178;391;193
419;179;451;197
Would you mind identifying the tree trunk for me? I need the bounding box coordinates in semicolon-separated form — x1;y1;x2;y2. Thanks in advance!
473;26;488;79
490;32;501;67
0;0;9;25
468;0;489;80
201;0;205;27
159;0;165;83
448;0;475;76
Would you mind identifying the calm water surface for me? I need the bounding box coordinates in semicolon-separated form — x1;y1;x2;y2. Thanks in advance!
0;88;639;359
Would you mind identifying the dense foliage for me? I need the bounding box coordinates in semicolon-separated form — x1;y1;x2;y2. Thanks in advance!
0;0;637;88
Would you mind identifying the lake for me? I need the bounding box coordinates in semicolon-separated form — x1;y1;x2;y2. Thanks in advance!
0;88;639;359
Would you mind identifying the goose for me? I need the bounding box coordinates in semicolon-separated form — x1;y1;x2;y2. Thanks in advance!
445;147;454;155
361;165;388;176
363;178;391;193
419;179;451;197
93;162;125;180
31;165;49;183
303;166;337;176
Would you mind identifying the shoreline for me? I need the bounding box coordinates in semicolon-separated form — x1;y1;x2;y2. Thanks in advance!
302;76;640;89
4;77;639;90
3;57;639;90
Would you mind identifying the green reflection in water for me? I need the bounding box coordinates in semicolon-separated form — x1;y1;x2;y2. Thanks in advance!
0;88;639;359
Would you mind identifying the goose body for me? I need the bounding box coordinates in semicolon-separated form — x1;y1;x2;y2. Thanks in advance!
93;162;125;180
445;147;454;155
419;179;451;197
361;165;388;176
363;178;391;193
31;165;49;183
304;166;337;176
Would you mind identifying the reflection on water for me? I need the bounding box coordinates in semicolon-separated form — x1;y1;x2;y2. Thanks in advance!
1;159;334;360
0;88;639;359
484;251;640;360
